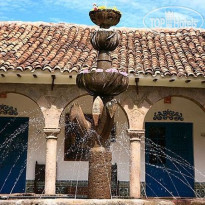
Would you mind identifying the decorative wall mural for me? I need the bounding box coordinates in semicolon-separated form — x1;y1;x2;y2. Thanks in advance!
153;109;184;121
0;104;18;115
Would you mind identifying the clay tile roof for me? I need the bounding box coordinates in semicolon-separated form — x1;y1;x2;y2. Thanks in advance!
0;22;205;78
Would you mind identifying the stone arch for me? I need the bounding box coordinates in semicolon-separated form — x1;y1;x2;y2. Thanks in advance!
0;92;46;188
0;91;45;136
142;95;205;195
0;85;43;104
117;102;130;128
143;94;205;129
59;93;130;127
156;95;205;112
59;93;88;121
0;91;41;111
0;90;46;127
56;94;130;182
0;88;47;126
121;86;205;130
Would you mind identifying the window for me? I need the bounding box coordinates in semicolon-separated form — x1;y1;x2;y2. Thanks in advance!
148;126;166;165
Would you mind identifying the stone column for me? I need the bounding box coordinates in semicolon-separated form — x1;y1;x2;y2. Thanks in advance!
43;128;61;195
88;146;112;199
127;129;144;199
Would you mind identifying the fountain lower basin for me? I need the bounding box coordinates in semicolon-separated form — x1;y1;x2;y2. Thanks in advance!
0;195;204;205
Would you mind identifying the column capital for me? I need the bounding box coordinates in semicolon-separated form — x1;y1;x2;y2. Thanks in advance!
127;129;145;141
43;128;61;139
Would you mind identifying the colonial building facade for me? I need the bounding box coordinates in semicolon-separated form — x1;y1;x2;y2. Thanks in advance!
0;22;204;198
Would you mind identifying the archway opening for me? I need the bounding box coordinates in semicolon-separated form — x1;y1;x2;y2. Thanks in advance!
0;93;45;194
56;95;130;196
142;96;205;198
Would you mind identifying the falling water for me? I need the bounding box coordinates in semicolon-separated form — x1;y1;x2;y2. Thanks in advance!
0;108;205;199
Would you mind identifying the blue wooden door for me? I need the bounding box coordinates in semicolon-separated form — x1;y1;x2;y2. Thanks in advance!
145;122;194;197
0;117;29;194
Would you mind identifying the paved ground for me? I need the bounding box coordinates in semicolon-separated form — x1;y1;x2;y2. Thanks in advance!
0;197;205;205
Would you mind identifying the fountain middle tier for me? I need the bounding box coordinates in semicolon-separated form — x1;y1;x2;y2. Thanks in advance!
76;71;129;97
90;30;120;51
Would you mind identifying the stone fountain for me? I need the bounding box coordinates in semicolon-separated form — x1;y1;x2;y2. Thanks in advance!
70;8;129;199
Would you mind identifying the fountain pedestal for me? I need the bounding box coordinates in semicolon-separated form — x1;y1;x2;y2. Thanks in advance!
88;146;112;199
73;7;128;199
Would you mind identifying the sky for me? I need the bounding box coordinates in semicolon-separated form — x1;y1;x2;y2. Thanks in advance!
0;0;204;29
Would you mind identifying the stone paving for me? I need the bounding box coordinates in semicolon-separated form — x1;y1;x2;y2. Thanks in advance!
0;197;205;205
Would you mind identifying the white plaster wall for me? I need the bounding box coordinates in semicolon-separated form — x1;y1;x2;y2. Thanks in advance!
1;94;204;183
143;97;205;182
0;93;45;180
0;93;130;181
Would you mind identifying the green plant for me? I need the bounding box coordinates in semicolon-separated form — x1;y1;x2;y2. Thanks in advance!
91;5;121;13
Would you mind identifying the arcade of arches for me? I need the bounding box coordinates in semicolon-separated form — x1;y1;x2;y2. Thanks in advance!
0;83;204;197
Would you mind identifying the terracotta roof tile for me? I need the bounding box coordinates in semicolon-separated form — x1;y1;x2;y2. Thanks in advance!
0;22;204;78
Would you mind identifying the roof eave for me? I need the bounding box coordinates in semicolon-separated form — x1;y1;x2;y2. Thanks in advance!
0;71;205;89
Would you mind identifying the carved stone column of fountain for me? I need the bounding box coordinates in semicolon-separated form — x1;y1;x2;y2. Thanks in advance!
88;146;112;199
74;8;129;199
